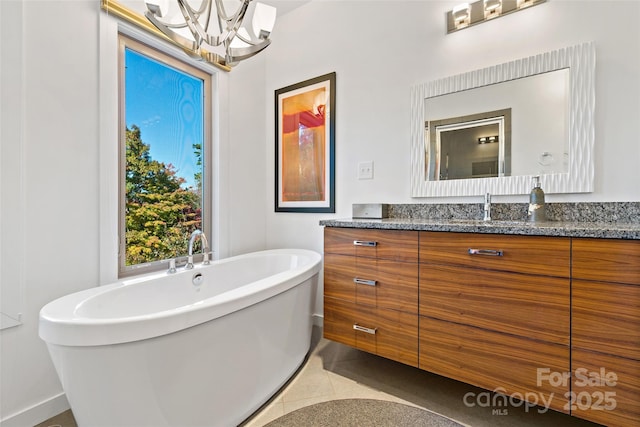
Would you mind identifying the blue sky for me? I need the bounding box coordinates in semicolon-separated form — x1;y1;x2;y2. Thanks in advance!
125;48;204;188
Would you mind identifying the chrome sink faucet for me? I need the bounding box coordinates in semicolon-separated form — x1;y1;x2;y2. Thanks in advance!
483;193;492;221
185;229;210;269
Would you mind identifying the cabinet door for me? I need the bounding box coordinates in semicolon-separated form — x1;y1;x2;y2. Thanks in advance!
324;297;418;367
573;280;640;360
573;238;640;285
572;348;640;427
324;254;418;313
420;264;570;345
324;296;356;348
323;253;357;302
324;227;418;262
420;232;570;277
420;317;569;413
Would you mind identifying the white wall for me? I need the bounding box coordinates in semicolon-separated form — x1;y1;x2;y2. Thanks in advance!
1;1;100;425
1;0;25;331
258;1;640;314
227;55;269;256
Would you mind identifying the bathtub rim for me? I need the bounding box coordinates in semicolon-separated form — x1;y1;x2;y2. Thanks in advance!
39;248;321;347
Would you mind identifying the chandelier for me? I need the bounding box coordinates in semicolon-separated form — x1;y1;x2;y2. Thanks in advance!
145;0;276;67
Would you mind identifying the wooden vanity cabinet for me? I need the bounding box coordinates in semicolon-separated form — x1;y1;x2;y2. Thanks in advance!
322;227;640;424
418;232;571;413
323;227;419;366
571;238;640;427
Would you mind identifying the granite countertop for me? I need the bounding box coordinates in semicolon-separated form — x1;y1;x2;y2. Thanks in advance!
319;218;640;240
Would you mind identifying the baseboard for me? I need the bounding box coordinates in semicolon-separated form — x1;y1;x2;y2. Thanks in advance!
0;392;69;427
312;313;324;328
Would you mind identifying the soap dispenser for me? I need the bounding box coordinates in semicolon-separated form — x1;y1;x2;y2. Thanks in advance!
527;176;546;222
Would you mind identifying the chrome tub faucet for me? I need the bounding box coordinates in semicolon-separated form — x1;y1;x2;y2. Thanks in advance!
185;229;210;269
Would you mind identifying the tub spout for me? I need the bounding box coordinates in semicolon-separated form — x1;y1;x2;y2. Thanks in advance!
186;230;209;269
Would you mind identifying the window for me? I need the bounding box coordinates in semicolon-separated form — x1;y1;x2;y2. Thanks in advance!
118;34;212;277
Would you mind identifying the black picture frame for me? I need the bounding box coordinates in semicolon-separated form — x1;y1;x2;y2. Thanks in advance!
275;72;336;213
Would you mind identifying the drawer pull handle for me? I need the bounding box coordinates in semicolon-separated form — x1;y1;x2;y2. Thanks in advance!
353;278;377;286
468;248;504;257
353;240;377;247
353;324;377;335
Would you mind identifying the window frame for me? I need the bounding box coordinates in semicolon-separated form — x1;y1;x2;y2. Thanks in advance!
117;34;212;278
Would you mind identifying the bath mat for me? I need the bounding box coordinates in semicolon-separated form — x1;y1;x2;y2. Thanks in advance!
263;398;465;427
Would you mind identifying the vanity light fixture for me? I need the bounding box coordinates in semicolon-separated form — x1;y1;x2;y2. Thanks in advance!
517;0;535;8
478;135;499;144
446;0;546;34
144;0;276;67
452;3;471;30
483;0;502;19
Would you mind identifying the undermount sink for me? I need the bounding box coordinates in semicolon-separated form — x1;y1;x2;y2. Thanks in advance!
484;219;529;225
444;219;529;226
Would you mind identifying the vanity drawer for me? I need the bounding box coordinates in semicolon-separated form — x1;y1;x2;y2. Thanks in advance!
324;227;418;262
572;279;640;360
419;232;570;277
419;317;569;413
572;238;640;285
324;296;418;367
571;348;640;427
324;253;418;313
420;264;570;345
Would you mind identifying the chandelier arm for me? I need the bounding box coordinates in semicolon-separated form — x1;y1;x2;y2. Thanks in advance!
223;1;254;44
145;10;200;53
193;0;210;16
176;0;222;46
226;38;270;62
233;31;260;46
214;0;236;35
215;0;251;32
144;3;194;30
214;0;231;22
214;0;251;23
200;0;251;49
181;0;213;34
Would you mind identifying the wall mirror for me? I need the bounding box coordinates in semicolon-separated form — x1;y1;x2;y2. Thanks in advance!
410;42;595;197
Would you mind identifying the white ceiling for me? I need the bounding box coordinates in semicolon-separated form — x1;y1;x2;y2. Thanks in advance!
262;0;311;17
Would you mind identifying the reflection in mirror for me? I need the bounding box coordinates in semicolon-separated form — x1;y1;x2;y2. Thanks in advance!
425;69;569;181
410;42;595;197
426;109;511;181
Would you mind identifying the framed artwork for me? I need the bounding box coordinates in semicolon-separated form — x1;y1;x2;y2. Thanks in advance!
275;72;336;213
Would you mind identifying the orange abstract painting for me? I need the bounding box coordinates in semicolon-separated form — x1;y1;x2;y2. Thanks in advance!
281;87;327;202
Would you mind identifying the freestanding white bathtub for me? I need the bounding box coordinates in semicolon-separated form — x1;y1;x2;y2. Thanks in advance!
39;249;321;427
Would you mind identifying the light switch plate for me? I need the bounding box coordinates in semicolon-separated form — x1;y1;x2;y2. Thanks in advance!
357;161;374;180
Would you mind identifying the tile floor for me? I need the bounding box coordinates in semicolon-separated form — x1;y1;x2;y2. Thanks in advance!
39;326;601;427
242;327;601;427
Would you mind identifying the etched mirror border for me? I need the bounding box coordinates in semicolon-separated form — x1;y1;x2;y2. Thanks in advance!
410;42;595;197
